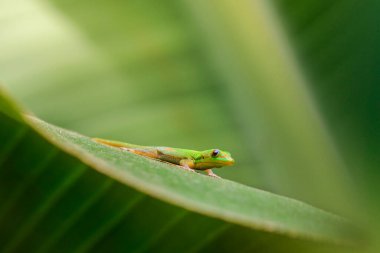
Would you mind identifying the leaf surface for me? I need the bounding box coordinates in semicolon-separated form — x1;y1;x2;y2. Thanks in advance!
0;90;355;252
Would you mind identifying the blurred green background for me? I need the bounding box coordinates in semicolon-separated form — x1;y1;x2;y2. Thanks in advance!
1;0;379;251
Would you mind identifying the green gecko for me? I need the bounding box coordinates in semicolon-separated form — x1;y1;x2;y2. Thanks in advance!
92;138;235;178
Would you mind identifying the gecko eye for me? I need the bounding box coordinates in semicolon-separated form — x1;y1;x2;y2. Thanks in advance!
211;149;220;157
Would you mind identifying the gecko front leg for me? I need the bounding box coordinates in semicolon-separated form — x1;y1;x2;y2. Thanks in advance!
179;159;196;173
205;169;221;178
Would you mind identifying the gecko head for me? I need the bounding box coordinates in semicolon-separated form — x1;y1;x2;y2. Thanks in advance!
194;149;235;169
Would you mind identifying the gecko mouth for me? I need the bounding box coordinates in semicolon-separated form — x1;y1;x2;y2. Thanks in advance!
222;159;235;166
196;159;235;168
224;159;235;166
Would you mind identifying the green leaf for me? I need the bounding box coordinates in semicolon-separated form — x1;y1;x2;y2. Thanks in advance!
0;89;356;252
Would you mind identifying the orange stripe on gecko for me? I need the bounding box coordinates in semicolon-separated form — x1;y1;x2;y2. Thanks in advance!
123;148;159;159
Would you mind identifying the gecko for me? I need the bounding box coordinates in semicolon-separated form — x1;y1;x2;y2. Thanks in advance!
92;138;235;178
